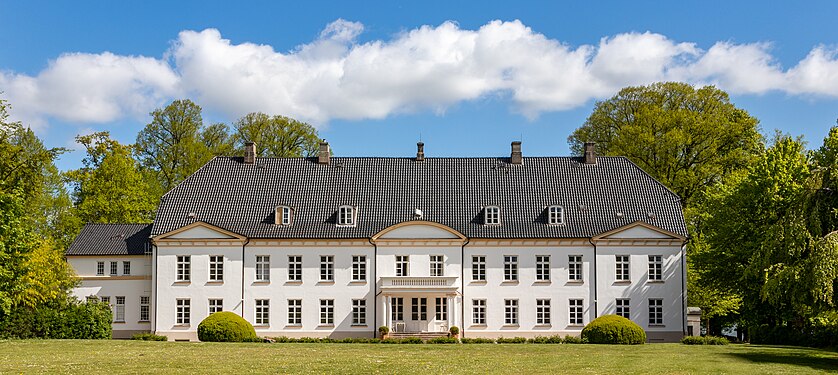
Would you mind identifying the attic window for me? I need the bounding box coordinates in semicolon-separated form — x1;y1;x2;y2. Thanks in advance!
548;205;565;225
484;206;501;225
276;206;293;226
338;205;356;227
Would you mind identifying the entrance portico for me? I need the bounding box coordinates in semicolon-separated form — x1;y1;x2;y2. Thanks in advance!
379;276;461;333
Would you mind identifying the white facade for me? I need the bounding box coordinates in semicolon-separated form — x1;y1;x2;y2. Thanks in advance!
71;220;686;341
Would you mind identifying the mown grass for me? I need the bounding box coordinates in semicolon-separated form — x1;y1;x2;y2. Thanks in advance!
0;340;836;374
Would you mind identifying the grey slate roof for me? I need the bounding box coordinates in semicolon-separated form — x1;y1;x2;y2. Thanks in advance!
152;156;687;239
66;224;152;256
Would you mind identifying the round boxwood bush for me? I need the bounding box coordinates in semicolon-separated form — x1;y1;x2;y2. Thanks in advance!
197;312;258;342
581;315;646;344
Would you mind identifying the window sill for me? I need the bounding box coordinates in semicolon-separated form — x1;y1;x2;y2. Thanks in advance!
174;324;190;328
613;280;631;285
113;321;125;324
646;280;665;284
350;324;368;327
501;280;519;285
470;280;487;284
348;280;367;285
566;280;584;284
649;324;666;327
253;325;270;328
502;324;520;327
173;281;191;285
567;324;584;328
470;324;487;327
252;280;271;285
138;320;150;323
318;324;335;328
284;280;302;285
534;324;552;327
317;280;335;285
206;281;224;285
285;324;302;328
533;280;552;284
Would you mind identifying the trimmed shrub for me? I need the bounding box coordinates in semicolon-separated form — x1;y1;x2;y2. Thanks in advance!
380;337;423;344
378;326;389;335
0;299;112;339
563;335;585;344
132;332;168;341
428;337;458;344
581;315;646;345
496;337;527;344
197;311;258;342
461;337;495;344
528;335;564;344
681;336;729;345
449;326;460;336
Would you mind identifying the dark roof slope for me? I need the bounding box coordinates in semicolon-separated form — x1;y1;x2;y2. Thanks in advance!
152;156;687;239
66;224;152;256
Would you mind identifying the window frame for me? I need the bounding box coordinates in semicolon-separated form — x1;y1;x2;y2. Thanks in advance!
176;255;191;282
472;255;486;281
139;296;150;322
352;299;367;326
287;255;301;282
209;255;224;282
320;255;334;282
352;255;367;282
648;255;663;281
412;297;427;321
649;298;663;326
569;299;584;326
276;205;293;226
288;299;302;326
255;299;270;325
256;255;271;282
114;296;125;323
484;206;501;225
472;299;486;325
548;205;565;225
435;297;448;321
395;255;409;277
96;261;105;276
568;255;583;281
615;255;630;282
503;255;518;281
176;298;191;325
536;299;551;325
504;299;519;325
536;255;551;281
391;297;404;321
122;261;131;276
109;261;118;276
430;255;444;277
337;205;356;227
209;298;223;315
319;299;334;325
616;298;630;319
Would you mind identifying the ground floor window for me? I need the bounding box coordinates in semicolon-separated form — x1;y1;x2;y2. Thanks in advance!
209;299;223;314
536;299;550;325
411;298;427;320
504;299;519;325
139;296;150;322
255;299;269;325
569;299;583;325
114;296;125;322
472;299;486;325
288;299;302;325
320;299;334;325
391;297;403;321
616;298;630;319
435;297;448;321
649;299;663;325
176;299;190;325
352;299;366;326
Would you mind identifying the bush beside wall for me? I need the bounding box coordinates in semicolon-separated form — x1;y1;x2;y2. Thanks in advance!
197;312;259;342
681;336;729;345
581;315;646;345
0;299;112;339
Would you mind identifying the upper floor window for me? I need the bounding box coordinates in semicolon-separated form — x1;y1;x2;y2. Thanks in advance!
320;255;334;282
276;206;293;226
536;255;550;281
396;255;409;277
122;261;131;276
209;255;224;282
256;255;270;282
430;255;444;277
568;255;583;281
548;205;564;225
96;261;105;276
176;256;191;282
648;255;663;281
109;261;118;276
616;255;630;282
472;256;486;281
504;255;518;281
337;205;356;226
484;206;501;225
287;255;301;282
352;256;367;282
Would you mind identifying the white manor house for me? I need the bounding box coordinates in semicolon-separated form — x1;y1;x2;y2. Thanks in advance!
66;141;688;342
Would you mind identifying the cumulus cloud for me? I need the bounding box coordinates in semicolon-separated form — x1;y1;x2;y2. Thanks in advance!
2;18;838;129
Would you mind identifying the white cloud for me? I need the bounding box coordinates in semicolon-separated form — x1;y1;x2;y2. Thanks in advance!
2;19;838;130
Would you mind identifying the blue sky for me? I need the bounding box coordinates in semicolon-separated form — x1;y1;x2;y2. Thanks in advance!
1;1;836;171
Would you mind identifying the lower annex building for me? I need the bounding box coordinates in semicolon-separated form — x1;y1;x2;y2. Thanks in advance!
66;141;688;341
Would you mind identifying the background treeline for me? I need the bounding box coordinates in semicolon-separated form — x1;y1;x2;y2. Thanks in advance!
0;98;320;338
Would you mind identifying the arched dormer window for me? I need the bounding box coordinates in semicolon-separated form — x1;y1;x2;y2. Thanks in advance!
338;205;356;227
484;206;501;225
276;206;293;226
548;205;564;225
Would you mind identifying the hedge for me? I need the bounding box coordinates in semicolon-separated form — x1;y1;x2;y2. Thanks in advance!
197;312;259;342
750;323;838;348
681;336;729;345
581;315;646;344
132;333;168;341
0;299;112;339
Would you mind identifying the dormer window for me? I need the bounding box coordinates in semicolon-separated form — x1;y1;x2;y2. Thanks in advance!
484;206;501;225
276;206;293;226
548;205;565;225
338;205;356;226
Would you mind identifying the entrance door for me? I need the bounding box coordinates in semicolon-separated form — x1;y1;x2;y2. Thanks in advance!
411;297;428;332
433;297;449;332
391;297;405;332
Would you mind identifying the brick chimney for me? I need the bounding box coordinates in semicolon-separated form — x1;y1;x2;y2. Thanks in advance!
244;142;257;164
584;142;597;164
416;142;425;161
510;141;522;165
318;141;330;164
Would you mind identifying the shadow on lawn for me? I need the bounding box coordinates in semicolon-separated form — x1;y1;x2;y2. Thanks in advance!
723;345;838;372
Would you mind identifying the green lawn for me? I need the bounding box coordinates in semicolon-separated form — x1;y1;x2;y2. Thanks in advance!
1;340;836;374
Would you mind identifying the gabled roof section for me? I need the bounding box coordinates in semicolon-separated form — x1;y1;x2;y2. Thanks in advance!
152;221;246;242
153;156;687;239
593;220;687;242
66;224;152;256
372;221;467;242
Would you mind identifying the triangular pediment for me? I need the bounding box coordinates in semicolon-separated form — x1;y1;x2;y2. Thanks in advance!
153;221;245;241
594;221;685;241
373;221;466;241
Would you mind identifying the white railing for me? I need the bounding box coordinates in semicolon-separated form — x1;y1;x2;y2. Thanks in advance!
380;276;458;288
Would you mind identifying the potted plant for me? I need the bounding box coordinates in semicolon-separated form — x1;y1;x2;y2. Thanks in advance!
378;325;390;339
449;326;460;339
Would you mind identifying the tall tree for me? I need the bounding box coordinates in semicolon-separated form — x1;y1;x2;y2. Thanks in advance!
67;132;156;224
232;112;320;157
134;99;208;192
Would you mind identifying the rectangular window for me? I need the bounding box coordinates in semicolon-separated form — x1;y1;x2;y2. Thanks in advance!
616;255;630;281
504;299;519;325
209;299;223;314
649;299;663;325
472;299;486;325
435;297;448;321
568;255;583;281
209;255;224;282
280;206;292;225
319;299;333;325
430;255;444;277
536;299;551;325
139;296;150;322
176;255;191;282
391;297;404;321
648;255;663;281
114;296;125;322
122;261;131;276
109;261;118;276
320;255;334;281
569;299;584;325
287;255;301;281
536;255;550;281
616;298;630;319
411;297;427;320
485;206;500;225
255;299;270;325
396;255;409;277
352;299;366;325
100;296;110;305
548;205;564;225
255;255;271;282
96;261;105;276
288;299;302;325
338;206;355;226
472;256;486;281
352;255;366;281
504;255;518;281
176;299;190;325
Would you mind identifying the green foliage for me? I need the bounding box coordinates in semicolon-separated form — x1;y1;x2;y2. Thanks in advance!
231;112;320;158
427;337;458;344
750;311;838;348
460;337;495;344
132;332;168;341
378;325;389;335
0;298;111;339
495;337;527;344
528;335;564;344
380;337;423;344
562;335;585;344
449;326;459;335
581;315;646;344
681;336;729;345
197;311;258;342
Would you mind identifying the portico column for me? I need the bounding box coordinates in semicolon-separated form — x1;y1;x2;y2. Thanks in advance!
385;296;392;329
380;294;387;330
447;295;454;328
